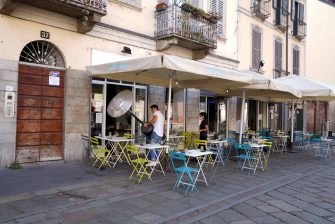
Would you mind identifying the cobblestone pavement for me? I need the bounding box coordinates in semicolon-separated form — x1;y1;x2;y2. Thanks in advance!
0;151;334;224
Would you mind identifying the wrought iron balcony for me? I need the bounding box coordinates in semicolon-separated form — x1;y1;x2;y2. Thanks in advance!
274;7;289;32
250;0;271;21
155;4;217;56
0;0;107;33
293;19;306;41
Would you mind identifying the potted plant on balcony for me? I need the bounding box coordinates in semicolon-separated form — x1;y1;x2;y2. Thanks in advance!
209;12;219;23
202;12;211;21
191;8;205;19
156;1;168;12
181;3;194;13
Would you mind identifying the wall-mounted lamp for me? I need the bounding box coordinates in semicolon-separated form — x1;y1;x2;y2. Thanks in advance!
175;80;179;86
226;89;229;95
258;60;265;72
121;46;132;54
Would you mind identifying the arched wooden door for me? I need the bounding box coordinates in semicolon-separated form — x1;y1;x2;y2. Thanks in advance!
16;41;65;162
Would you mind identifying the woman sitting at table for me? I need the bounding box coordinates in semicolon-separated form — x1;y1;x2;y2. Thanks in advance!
199;112;208;150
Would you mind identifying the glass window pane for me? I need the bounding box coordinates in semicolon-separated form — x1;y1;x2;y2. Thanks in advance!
91;84;104;138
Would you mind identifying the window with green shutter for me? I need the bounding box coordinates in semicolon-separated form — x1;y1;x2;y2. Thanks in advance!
274;38;283;78
252;27;262;70
210;0;225;37
293;47;300;75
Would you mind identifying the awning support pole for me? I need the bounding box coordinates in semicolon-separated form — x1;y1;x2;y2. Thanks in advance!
239;90;246;143
226;98;229;138
291;99;295;151
166;72;173;142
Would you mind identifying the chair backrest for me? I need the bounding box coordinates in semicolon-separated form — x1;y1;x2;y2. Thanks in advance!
90;137;101;150
181;132;192;148
235;143;251;151
310;138;321;144
169;152;188;171
170;151;187;161
193;139;207;149
126;145;140;162
124;133;135;139
263;141;272;148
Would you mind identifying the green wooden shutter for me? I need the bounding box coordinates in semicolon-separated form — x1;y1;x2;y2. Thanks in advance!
293;48;300;75
210;0;224;37
252;29;262;69
275;40;282;71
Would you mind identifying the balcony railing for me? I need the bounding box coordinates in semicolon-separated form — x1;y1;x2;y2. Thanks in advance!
250;0;271;20
293;19;306;40
65;0;107;14
275;7;289;32
155;5;217;50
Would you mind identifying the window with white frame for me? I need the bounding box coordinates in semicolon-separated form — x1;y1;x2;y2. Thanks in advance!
251;26;262;70
210;0;225;37
293;46;300;75
291;0;305;36
291;0;304;22
113;0;141;8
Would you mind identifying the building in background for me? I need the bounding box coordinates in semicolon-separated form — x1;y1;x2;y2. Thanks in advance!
0;0;334;167
0;0;240;166
236;0;306;133
305;0;335;134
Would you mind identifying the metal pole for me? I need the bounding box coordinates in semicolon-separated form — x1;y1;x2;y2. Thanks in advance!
291;99;295;152
286;9;289;77
256;101;259;132
166;72;173;142
239;91;246;143
266;102;269;130
226;98;229;138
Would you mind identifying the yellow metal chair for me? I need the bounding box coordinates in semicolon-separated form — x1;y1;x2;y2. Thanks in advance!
126;145;151;183
124;133;135;139
262;141;272;169
90;137;111;170
181;131;192;149
190;132;200;148
193;139;214;166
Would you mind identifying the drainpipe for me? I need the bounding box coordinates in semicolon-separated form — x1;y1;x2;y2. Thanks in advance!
237;0;241;62
239;90;246;143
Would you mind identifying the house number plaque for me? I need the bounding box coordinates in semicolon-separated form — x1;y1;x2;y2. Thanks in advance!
40;31;50;39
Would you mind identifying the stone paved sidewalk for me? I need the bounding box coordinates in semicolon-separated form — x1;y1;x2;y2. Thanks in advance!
0;152;334;224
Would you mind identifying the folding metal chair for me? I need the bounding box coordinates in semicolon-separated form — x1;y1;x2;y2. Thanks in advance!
169;152;199;196
262;140;272;169
235;143;258;174
181;131;192;149
313;139;332;159
126;145;151;183
224;138;236;164
90;137;111;170
81;134;91;162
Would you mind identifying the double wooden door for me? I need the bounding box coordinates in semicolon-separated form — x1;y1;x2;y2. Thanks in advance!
16;64;64;162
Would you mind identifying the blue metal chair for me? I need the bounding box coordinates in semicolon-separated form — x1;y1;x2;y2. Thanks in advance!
223;138;235;164
169;152;199;196
235;143;257;174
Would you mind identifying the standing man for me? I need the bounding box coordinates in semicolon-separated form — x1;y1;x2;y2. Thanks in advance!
144;105;164;161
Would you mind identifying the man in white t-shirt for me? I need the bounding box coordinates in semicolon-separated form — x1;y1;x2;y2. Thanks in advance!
144;104;164;161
